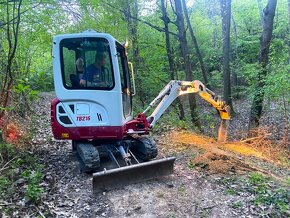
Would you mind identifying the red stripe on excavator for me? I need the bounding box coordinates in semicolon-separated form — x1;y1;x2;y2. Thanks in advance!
51;98;149;140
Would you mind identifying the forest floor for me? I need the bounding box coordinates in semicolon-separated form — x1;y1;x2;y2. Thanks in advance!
0;92;289;218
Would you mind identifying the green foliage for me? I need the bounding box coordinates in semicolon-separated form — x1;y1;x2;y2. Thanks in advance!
30;71;54;92
14;80;39;101
208;70;223;89
0;142;44;204
247;173;289;211
225;187;237;195
0;142;15;160
187;162;195;170
231;201;242;209
285;177;290;186
12;79;39;116
201;114;216;129
248;172;266;185
219;173;289;215
22;170;44;203
0;176;12;198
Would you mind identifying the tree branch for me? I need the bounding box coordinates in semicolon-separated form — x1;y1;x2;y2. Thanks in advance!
102;1;179;37
0;3;40;28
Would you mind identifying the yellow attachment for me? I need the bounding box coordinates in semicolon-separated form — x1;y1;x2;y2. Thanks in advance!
191;80;231;120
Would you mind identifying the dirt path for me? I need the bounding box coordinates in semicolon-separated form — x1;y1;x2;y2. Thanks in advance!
30;93;289;218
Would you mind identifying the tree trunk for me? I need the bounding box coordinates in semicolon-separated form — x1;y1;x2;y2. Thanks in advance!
173;0;200;127
181;0;211;89
220;0;234;112
257;0;264;26
160;0;185;120
123;0;145;107
282;0;290;142
288;0;290;66
124;0;139;68
248;0;277;129
231;14;240;98
0;0;22;121
207;2;219;50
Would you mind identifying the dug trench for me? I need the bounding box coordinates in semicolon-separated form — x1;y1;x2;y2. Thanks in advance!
3;92;289;217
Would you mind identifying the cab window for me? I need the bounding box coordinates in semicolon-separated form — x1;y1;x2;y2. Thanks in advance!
116;42;132;117
60;37;114;90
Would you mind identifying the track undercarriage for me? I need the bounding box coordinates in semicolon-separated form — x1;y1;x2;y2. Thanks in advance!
73;136;175;192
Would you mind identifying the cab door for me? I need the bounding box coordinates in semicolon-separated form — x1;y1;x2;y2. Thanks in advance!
116;43;132;118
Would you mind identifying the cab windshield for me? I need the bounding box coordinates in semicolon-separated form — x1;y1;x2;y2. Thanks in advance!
60;37;114;90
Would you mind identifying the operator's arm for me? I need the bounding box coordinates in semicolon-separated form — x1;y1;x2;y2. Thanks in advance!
80;70;89;86
80;65;94;86
80;78;87;86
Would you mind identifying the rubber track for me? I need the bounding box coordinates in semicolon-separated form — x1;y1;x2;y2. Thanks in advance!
77;142;100;173
136;137;158;161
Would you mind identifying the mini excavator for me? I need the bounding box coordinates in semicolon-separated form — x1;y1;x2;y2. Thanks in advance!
50;30;230;192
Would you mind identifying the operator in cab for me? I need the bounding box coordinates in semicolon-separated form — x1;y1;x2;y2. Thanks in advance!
79;52;107;87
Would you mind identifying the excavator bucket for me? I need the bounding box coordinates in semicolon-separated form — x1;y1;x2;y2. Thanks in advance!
218;105;231;120
93;157;175;193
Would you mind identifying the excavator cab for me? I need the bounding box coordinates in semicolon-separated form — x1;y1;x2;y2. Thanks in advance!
51;30;135;140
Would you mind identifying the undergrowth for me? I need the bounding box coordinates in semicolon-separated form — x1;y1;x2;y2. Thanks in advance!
0;139;44;214
219;173;290;216
247;172;289;212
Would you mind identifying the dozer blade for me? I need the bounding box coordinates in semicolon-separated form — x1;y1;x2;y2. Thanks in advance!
93;157;175;193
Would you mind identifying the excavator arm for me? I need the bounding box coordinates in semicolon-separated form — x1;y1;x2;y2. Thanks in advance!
125;80;230;134
144;80;230;128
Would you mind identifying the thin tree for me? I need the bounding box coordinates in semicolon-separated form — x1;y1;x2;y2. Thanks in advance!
231;14;240;98
173;0;200;127
207;1;219;50
220;0;234;112
122;0;147;107
284;0;290;143
0;0;23;122
160;0;185;120
248;0;277;129
181;0;211;89
288;0;290;66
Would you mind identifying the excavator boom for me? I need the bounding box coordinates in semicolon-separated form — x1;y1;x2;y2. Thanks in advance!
145;80;230;128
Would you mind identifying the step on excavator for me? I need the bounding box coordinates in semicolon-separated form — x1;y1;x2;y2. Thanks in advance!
50;30;230;192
